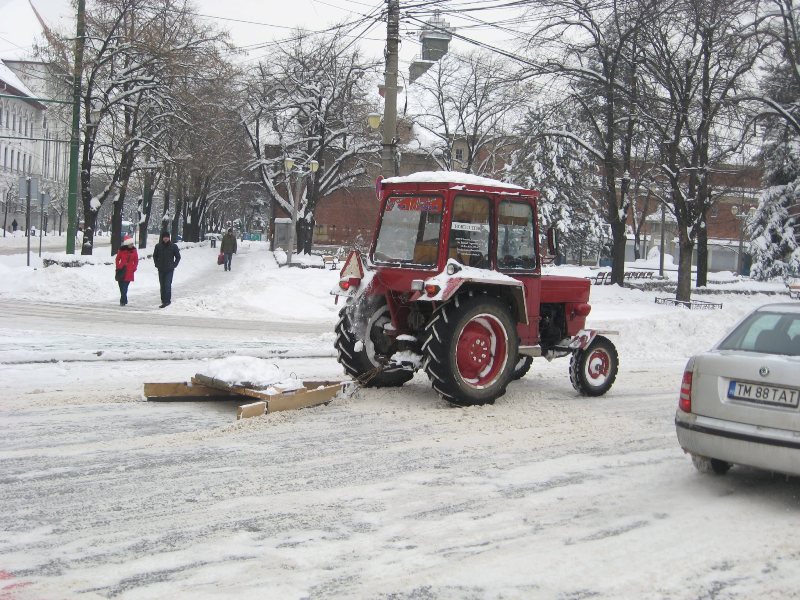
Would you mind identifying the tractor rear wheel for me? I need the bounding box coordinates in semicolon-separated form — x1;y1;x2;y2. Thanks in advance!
422;293;518;406
335;300;414;388
569;335;618;396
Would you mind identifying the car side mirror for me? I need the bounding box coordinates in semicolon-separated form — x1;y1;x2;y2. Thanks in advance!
546;226;559;257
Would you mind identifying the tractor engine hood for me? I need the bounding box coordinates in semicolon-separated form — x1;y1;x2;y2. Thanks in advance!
540;275;591;304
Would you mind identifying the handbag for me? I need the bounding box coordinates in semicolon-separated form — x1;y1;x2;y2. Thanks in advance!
217;252;224;265
115;267;125;281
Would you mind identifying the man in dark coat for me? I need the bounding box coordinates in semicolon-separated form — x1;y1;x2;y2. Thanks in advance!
153;230;181;308
220;227;237;271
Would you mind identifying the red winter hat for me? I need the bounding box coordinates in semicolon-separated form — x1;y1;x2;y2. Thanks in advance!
121;236;134;247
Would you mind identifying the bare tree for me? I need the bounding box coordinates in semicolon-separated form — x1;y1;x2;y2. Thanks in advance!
523;0;656;285
241;30;379;258
641;0;761;299
410;51;523;177
46;0;225;254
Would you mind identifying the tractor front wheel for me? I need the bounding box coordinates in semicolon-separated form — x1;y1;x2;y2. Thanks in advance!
512;356;533;380
423;293;518;406
335;300;414;388
569;335;618;396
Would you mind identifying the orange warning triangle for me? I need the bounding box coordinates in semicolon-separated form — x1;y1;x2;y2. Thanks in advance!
340;250;365;279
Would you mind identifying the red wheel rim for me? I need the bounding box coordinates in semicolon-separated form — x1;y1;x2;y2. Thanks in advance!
585;348;611;383
455;314;508;388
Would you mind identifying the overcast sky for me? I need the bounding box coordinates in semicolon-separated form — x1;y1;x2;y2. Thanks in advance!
0;0;511;66
0;0;389;58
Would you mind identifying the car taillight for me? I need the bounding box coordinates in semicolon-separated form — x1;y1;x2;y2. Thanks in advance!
339;277;361;291
679;370;692;413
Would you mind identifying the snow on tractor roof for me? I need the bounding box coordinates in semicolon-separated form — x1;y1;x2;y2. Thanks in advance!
383;171;525;190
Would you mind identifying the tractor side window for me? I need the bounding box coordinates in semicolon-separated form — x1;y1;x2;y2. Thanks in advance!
373;196;443;266
449;195;490;269
498;201;536;270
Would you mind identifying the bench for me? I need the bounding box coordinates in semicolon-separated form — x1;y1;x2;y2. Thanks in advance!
788;281;800;300
322;255;338;270
588;271;655;285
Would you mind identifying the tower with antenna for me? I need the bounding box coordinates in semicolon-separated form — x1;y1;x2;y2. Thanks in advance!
409;11;453;83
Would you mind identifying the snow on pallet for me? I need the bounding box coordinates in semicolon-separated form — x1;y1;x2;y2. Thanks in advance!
143;356;349;420
144;377;348;419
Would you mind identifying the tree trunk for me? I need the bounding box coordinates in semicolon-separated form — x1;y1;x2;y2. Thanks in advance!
696;222;708;287
610;220;627;285
298;215;315;254
676;229;694;302
111;193;124;256
138;169;155;249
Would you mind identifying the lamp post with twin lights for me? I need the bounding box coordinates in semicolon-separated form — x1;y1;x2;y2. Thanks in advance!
283;157;319;266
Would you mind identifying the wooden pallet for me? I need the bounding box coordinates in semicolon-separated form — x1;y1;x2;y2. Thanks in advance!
144;377;348;420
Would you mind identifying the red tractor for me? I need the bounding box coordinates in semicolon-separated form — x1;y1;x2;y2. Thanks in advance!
332;173;618;406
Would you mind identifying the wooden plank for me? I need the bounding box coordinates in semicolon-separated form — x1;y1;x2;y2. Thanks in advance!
268;382;343;413
144;381;247;402
236;401;267;420
191;374;346;416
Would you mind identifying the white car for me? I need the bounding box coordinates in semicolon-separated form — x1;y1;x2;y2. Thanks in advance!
675;303;800;476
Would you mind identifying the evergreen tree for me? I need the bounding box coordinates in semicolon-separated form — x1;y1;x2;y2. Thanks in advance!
750;130;800;279
507;106;605;262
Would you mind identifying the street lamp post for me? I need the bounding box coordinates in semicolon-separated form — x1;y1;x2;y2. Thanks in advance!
283;157;319;266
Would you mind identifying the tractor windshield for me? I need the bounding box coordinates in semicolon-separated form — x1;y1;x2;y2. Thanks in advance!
373;196;443;266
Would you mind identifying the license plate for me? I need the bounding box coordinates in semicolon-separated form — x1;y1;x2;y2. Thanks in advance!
728;381;800;408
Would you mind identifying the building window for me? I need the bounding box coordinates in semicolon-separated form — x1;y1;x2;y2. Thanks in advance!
455;148;463;162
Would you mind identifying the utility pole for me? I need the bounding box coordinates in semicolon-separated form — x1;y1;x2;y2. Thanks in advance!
66;0;86;254
381;0;400;178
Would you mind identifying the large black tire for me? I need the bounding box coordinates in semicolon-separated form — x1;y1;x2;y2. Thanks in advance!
422;293;518;406
569;335;618;396
512;356;533;381
335;299;414;388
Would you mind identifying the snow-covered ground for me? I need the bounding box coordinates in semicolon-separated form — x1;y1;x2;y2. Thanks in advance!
0;238;798;599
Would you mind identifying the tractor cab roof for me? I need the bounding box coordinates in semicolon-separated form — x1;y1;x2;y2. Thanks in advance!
381;171;537;198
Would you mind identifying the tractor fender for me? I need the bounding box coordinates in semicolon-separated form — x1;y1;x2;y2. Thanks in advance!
412;263;527;324
566;329;618;350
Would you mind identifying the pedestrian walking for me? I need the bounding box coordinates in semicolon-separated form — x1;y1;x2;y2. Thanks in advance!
221;227;237;271
115;236;139;306
153;230;181;308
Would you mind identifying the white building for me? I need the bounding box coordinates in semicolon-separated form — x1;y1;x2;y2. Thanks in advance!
0;58;69;234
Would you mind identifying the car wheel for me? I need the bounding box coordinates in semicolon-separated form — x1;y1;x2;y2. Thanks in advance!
691;454;732;475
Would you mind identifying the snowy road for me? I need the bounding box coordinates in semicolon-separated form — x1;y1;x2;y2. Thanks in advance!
2;354;800;599
0;299;332;364
1;243;799;598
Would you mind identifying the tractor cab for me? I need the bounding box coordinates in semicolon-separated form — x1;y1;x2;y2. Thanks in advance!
371;176;539;275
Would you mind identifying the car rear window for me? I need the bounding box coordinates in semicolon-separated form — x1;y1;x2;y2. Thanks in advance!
718;311;800;356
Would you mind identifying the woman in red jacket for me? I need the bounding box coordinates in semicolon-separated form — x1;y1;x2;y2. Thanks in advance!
115;236;139;306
